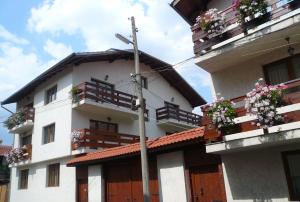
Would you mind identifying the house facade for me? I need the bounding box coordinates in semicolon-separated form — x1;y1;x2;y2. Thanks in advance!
2;49;205;202
171;0;300;201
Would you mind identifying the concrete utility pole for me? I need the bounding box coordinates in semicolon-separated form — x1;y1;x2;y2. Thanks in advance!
115;16;150;202
130;16;151;202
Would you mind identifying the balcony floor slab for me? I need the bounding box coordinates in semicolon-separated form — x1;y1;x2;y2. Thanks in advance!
206;121;300;154
73;99;139;120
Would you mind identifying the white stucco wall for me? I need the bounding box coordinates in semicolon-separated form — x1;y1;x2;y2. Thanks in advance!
88;165;103;202
222;143;300;202
157;151;187;202
211;48;300;100
31;68;73;162
9;157;76;202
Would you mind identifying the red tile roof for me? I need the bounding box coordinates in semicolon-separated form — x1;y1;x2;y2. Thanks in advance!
0;145;12;156
67;127;204;166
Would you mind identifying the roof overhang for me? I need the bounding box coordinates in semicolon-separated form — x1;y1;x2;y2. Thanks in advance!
2;49;206;107
170;0;211;25
67;127;204;167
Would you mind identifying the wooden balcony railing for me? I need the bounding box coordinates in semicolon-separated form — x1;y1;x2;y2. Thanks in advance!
156;106;201;126
192;0;300;55
75;82;148;116
202;78;300;141
71;129;141;150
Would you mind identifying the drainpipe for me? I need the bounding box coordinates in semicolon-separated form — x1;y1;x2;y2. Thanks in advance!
0;102;14;114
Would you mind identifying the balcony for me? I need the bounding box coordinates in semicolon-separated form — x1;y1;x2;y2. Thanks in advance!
203;78;300;153
72;82;148;120
156;106;201;131
7;144;32;166
71;129;140;154
192;0;300;68
4;107;34;134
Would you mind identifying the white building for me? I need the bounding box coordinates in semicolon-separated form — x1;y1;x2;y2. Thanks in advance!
171;0;300;201
2;49;205;202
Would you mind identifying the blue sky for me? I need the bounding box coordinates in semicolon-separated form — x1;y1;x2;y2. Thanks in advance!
0;0;212;145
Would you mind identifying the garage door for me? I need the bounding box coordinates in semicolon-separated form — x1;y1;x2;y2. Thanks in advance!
105;158;159;202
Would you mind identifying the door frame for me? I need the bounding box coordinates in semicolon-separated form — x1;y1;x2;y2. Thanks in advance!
184;146;227;202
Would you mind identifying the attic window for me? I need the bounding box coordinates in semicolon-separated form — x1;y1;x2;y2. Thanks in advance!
45;85;57;104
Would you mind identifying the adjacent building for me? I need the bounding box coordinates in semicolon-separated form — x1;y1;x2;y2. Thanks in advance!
171;0;300;201
2;49;205;202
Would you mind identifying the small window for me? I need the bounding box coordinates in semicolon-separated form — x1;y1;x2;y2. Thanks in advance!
47;163;60;187
141;76;148;89
45;85;57;104
19;169;29;189
21;135;32;147
282;151;300;201
43;124;55;144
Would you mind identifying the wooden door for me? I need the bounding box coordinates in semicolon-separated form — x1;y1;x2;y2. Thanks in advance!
189;165;224;202
105;159;159;202
106;163;132;202
77;179;88;202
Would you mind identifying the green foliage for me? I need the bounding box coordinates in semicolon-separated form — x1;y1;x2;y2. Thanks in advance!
70;86;81;103
3;110;26;130
236;0;268;22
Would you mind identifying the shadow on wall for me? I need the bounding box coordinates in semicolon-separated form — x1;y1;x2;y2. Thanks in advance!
223;147;289;201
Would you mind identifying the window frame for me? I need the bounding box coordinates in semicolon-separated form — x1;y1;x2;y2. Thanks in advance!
263;54;300;85
141;76;148;89
282;150;300;201
19;169;29;190
89;120;118;133
43;123;55;144
47;163;60;187
20;134;32;147
45;85;57;105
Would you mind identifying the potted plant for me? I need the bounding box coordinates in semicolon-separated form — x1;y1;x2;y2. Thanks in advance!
71;129;84;149
70;86;82;103
207;96;237;135
195;8;226;39
245;78;287;133
234;0;268;29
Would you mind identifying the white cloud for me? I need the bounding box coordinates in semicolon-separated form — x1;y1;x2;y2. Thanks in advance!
0;42;45;100
43;39;73;60
0;25;29;45
27;0;194;62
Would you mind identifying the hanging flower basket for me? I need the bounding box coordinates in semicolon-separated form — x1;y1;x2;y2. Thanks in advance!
245;78;287;131
195;8;226;39
207;95;237;136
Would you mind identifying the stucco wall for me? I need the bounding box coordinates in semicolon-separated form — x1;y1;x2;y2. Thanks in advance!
157;151;187;202
9;157;76;202
88;165;103;202
31;68;73;162
222;143;300;202
210;48;299;100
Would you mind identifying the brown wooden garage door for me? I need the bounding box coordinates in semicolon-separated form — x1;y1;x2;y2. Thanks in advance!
105;158;159;202
185;146;227;202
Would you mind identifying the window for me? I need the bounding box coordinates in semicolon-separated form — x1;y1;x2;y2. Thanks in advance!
263;54;300;85
141;76;148;89
47;163;60;187
45;85;57;104
282;150;300;201
21;135;32;147
43;124;55;144
90;120;118;133
19;169;29;189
